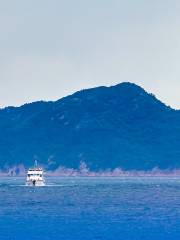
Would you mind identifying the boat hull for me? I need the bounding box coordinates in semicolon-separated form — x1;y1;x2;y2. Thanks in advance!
26;180;45;186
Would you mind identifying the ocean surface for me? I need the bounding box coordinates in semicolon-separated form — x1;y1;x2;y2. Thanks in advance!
0;177;180;240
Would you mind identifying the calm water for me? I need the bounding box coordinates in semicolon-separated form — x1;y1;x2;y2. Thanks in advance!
0;177;180;240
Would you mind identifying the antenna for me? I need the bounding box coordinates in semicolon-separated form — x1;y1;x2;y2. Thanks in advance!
34;160;38;167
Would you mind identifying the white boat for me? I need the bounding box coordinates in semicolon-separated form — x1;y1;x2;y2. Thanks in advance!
26;163;45;186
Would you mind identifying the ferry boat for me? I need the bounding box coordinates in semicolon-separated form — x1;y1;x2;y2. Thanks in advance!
26;162;45;186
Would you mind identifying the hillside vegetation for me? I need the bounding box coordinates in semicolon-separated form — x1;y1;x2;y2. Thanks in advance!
0;82;180;171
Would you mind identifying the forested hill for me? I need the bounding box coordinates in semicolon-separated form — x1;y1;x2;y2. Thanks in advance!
0;82;180;171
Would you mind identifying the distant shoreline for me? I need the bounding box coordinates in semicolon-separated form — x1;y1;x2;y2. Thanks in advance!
1;170;180;177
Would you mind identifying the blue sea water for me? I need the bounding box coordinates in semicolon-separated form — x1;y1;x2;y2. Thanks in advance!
0;177;180;240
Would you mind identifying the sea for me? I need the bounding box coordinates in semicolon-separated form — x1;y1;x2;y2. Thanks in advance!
0;177;180;240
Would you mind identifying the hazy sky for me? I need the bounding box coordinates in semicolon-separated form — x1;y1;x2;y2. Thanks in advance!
0;0;180;108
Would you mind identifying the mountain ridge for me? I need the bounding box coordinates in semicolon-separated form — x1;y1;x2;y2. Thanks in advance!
1;82;172;110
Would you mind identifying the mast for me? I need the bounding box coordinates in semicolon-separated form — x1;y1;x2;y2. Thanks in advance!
34;160;38;168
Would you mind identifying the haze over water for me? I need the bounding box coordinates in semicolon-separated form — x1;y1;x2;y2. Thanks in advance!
0;177;180;240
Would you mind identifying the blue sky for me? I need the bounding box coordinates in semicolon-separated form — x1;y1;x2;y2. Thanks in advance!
0;0;180;108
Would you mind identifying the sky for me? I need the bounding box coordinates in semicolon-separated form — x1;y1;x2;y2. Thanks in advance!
0;0;180;109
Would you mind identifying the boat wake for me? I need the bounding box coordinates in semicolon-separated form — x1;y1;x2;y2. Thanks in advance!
13;184;78;187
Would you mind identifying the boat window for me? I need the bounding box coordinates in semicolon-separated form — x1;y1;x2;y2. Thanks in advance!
27;173;42;177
